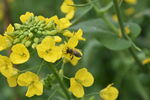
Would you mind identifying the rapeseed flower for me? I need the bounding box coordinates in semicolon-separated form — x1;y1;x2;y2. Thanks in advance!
36;36;62;63
62;37;82;66
20;12;34;23
99;84;119;100
17;71;43;97
0;35;11;51
69;68;94;98
61;0;75;20
0;55;18;87
10;43;30;64
63;29;85;41
124;8;135;16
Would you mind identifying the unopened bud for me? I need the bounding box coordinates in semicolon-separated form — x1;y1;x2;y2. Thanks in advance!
54;36;62;42
25;41;32;47
34;38;39;43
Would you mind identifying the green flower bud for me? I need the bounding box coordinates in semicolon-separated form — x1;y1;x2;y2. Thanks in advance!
19;35;25;39
46;30;58;35
14;23;21;29
34;38;39;43
28;32;33;38
13;38;20;44
32;43;37;49
25;40;32;47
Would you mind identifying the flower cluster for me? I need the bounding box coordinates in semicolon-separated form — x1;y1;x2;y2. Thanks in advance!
0;0;86;97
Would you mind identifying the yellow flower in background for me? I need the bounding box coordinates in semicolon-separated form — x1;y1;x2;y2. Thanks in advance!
61;0;75;20
142;58;150;64
124;8;135;16
36;36;62;63
118;26;131;38
0;35;11;51
124;0;137;5
10;43;30;64
112;14;118;22
69;68;94;98
17;72;43;97
62;37;82;66
20;12;34;23
99;84;119;100
63;29;85;41
56;18;72;30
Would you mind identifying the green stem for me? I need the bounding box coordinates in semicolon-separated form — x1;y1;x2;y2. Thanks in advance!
47;89;57;100
48;63;71;100
37;60;45;74
101;15;118;33
112;0;144;68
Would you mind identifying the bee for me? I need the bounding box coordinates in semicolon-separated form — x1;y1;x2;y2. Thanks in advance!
66;48;82;58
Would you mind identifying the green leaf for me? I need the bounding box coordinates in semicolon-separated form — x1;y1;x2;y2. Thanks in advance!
89;96;95;100
97;31;132;51
127;23;141;40
72;5;93;25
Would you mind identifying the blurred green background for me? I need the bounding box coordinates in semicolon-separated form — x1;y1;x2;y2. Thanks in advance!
0;0;150;100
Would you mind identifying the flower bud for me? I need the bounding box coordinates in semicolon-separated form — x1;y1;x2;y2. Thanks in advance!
34;38;39;43
25;40;32;47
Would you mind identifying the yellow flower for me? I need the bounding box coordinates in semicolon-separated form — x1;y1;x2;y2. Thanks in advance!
142;58;150;64
124;0;137;5
0;55;13;78
10;43;30;64
63;29;85;41
20;12;34;23
7;68;18;87
0;35;11;51
56;18;72;30
36;36;62;63
124;8;135;16
62;37;82;66
0;55;18;87
17;72;43;97
69;68;94;98
99;84;119;100
60;0;75;20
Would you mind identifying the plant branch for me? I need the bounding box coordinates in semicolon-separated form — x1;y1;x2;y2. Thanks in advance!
48;63;71;100
112;0;144;68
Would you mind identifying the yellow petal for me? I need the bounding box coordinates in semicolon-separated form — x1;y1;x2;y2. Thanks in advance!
26;81;43;97
69;78;84;98
10;43;30;64
63;30;73;37
75;68;94;87
124;0;137;5
60;0;75;13
75;29;85;41
57;18;72;30
20;12;34;23
6;24;14;33
99;84;119;100
54;36;62;42
0;35;11;51
65;10;75;20
142;58;150;64
7;72;18;87
17;71;39;86
67;37;78;48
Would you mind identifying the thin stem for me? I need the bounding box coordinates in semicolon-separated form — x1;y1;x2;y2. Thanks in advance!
48;63;71;100
112;0;144;68
101;15;118;33
37;60;45;74
47;89;57;100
